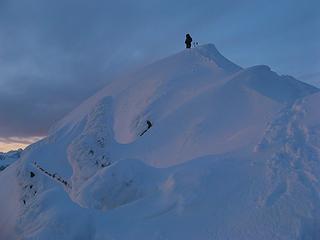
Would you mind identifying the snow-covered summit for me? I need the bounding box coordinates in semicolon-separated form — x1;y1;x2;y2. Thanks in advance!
192;43;242;73
50;44;242;134
1;44;320;240
47;44;318;168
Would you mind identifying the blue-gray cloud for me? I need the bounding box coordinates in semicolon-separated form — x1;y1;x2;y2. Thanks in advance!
0;0;319;138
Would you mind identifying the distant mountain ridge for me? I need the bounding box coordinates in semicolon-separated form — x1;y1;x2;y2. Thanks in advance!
0;149;22;171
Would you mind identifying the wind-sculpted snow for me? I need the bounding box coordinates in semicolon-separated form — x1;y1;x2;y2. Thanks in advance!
67;97;116;193
0;44;319;240
255;96;320;238
75;159;162;210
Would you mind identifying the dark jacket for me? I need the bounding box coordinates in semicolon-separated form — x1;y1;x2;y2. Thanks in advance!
185;34;192;48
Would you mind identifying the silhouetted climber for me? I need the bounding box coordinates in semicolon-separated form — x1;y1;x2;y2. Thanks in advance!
30;171;35;178
140;120;153;136
185;34;192;49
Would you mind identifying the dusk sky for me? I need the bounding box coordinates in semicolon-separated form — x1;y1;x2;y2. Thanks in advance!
0;0;319;151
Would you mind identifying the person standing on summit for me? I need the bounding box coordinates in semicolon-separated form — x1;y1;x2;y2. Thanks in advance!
185;33;192;49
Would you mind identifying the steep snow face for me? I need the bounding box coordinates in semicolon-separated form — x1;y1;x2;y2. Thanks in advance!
1;44;320;240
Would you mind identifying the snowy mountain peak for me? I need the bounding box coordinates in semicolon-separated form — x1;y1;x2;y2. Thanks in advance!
174;43;243;74
1;44;320;240
50;43;242;137
246;64;271;72
192;43;242;72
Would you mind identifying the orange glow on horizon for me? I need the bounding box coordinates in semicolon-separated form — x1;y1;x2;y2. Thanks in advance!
0;136;44;153
0;142;28;152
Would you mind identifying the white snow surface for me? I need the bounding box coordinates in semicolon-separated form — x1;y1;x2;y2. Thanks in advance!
1;44;320;240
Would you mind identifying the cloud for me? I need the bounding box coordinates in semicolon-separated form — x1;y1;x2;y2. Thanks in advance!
0;0;213;138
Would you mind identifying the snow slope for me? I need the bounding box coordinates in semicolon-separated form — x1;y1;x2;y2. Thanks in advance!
0;44;319;240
